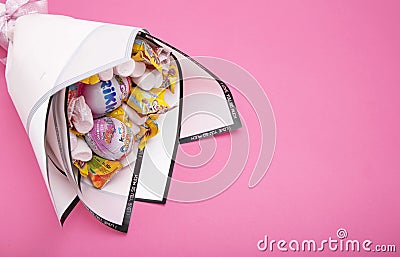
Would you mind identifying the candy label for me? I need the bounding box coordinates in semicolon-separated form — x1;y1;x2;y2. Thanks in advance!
101;80;119;113
85;117;134;160
127;87;170;115
114;75;132;101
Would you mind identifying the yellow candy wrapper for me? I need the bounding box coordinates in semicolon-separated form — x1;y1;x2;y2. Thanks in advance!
132;38;162;73
132;36;176;94
161;64;178;94
136;118;159;150
106;106;133;128
73;160;90;177
73;155;123;177
80;74;100;85
126;87;170;116
88;170;118;189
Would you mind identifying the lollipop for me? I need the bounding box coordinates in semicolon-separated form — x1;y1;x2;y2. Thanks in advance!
85;117;134;160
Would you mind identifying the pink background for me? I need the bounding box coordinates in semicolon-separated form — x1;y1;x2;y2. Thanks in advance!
1;0;400;256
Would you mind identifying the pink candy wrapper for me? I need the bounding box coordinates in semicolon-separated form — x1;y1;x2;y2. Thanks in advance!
85;117;134;161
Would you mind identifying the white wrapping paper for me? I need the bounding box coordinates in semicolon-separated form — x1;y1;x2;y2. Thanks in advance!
5;14;241;232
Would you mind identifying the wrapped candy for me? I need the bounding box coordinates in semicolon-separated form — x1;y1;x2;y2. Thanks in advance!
114;75;132;101
73;155;123;189
79;75;131;117
161;64;179;94
67;85;94;134
126;87;171;116
97;61;147;81
106;106;133;128
79;80;122;117
85;117;134;161
132;38;163;72
88;169;119;189
113;59;136;77
122;103;146;125
131;69;163;90
136;118;159;150
130;61;146;78
70;132;92;162
106;106;141;135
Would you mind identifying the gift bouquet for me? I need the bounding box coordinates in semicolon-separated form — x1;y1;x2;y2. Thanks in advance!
1;0;241;232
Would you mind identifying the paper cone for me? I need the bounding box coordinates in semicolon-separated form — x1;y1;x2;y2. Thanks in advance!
5;14;241;232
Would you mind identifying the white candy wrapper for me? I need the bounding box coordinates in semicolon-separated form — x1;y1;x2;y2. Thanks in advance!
4;12;241;232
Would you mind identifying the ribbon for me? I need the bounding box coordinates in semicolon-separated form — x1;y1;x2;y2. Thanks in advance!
0;0;48;51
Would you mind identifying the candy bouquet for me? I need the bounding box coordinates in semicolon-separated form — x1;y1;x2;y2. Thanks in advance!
2;0;241;232
68;35;179;190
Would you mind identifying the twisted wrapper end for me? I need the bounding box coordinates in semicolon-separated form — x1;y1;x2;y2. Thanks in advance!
0;0;47;64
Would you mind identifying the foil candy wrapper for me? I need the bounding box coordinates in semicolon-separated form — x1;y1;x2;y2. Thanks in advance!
85;117;134;161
